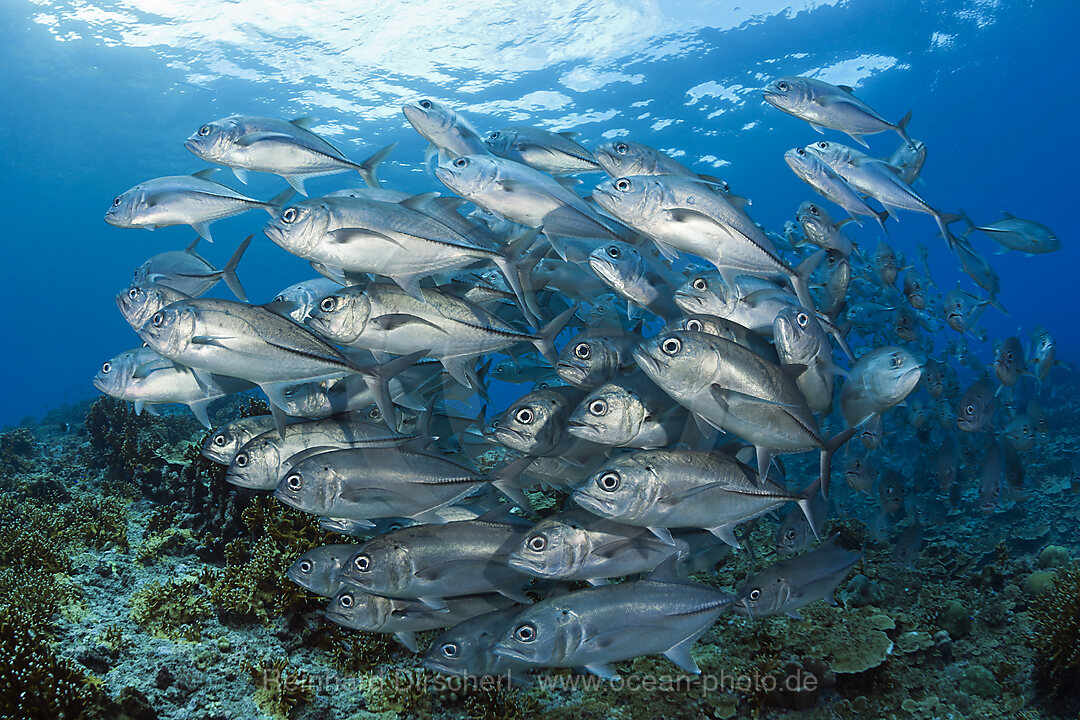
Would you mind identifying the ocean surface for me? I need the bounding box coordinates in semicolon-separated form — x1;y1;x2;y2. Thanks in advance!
2;2;1079;720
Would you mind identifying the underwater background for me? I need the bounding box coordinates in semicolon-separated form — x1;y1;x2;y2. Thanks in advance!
2;1;1079;719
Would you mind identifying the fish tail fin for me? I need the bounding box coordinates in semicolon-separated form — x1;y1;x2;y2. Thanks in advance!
874;208;890;234
262;187;296;216
957;208;977;237
221;235;252;302
356;349;429;430
896;110;915;149
797;477;823;541
491;456;535;510
989;295;1009;316
533;305;577;366
820;426;857;499
497;229;543;326
357;143;398;188
790;249;825;311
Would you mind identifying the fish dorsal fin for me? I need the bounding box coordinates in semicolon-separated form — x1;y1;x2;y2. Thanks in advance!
399;192;441;212
291;116;318;130
191;168;219;181
553;176;583;189
557;131;581;140
837;85;855;93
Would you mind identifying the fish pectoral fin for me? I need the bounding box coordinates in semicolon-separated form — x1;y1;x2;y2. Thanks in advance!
414;597;448;611
190;335;232;347
370;313;450;333
393;631;419;653
706;525;741;549
284;446;338;466
663;634;703;675
186;398;213;429
328;228;402;246
337;486;410;504
664;207;720;227
191;221;213;242
710;384;800;409
647;526;677;546
391;274;426;302
658;482;725;505
581;663;620;681
236;131;294;146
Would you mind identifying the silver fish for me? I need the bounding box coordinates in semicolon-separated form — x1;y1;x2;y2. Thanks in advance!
226;419;415;490
839;347;921;427
568;374;685;449
132;236;250;301
485;127;600;174
338;519;529;605
784;148;888;230
92;346;253;428
960;211;1059;254
424;605;534;682
794;201;856;255
492;560;733;679
555;326;640;389
587;240;681;321
116;281;191;334
764;76;913;148
201;415;279;465
572;448;819;548
185;114;393;195
403;98;489;160
492;385;587;456
285;544;359;597
735;534;861;619
773;305;839;414
105;171;283;242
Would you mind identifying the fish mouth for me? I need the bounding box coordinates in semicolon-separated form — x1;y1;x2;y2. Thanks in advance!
422;658;459;676
492;640;531;662
571;489;611;517
226;472;261;489
555;361;587;385
632;346;663;376
91;377;109;394
587;256;618;284
673;290;704;311
506;554;546;576
493;426;527;446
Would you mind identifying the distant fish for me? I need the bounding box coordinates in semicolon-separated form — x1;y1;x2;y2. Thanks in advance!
960;211;1059;254
735;534;861;619
484;126;600;175
764;76;914;148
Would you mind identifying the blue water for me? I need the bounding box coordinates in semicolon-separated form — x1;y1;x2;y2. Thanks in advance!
0;0;1075;428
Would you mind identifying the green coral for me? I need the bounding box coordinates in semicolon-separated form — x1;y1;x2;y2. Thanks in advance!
249;657;314;720
206;496;333;624
0;426;37;475
129;575;213;641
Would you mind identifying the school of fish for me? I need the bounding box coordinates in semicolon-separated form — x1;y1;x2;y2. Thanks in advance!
93;76;1063;682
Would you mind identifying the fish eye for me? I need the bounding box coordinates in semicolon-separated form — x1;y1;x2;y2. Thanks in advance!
686;319;703;332
796;147;805;156
274;295;285;303
965;404;975;416
441;642;459;658
370;407;382;420
488;131;499;140
692;277;708;292
817;141;828;149
614;178;631;192
796;312;809;327
127;288;140;300
808;205;819;215
749;588;761;600
234;453;248;468
527;534;547;552
282;208;298;224
515;407;535;425
339;592;354;608
785;529;796;540
614;142;628;154
213;435;226;446
151;312;164;327
101;362;111;374
112;197;122;206
419;99;432;109
598;471;620;491
513;622;537;642
777;81;789;91
319;296;337;313
574;342;591;359
353;554;370;573
197;124;211;137
298;560;312;574
891;355;903;368
286;473;302;490
661;337;681;356
453;157;469;168
606;245;621;258
1005;351;1014;360
588;399;607;416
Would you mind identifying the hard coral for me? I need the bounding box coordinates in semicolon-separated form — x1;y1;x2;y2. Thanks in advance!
249;657;314;720
129;575;213;641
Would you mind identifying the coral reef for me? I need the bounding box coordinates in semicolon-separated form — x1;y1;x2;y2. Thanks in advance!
1030;560;1080;715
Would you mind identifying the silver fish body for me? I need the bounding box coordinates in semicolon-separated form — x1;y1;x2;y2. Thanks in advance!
735;534;861;618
